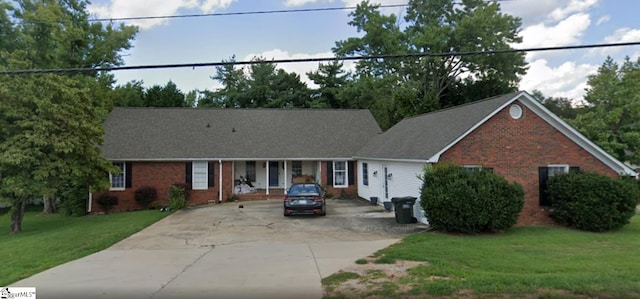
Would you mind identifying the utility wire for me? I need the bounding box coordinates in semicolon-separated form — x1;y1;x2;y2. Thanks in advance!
1;41;638;75
88;4;410;23
85;0;517;23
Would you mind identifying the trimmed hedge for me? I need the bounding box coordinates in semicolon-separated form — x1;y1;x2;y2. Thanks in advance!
420;164;524;234
548;172;640;232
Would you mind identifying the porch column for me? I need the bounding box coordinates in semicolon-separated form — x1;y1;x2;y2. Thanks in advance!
219;160;223;203
284;160;288;194
266;160;270;195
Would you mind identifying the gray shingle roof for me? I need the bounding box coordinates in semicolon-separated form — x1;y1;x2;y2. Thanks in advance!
355;92;521;161
102;108;381;160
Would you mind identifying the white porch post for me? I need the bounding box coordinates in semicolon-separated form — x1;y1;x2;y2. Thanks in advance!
266;160;270;195
219;160;223;203
284;160;288;194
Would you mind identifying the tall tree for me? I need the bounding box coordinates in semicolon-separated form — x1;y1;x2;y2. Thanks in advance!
112;80;145;107
206;57;311;108
571;56;640;165
334;0;526;125
531;90;584;120
307;60;350;108
143;81;187;107
0;0;137;232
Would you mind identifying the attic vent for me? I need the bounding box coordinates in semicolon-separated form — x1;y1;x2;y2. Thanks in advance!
509;104;523;120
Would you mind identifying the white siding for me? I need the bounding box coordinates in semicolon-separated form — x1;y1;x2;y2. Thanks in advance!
357;160;429;224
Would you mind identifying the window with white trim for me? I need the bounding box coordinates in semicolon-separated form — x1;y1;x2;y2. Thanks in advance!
333;161;347;187
362;163;369;186
110;162;125;190
192;161;208;190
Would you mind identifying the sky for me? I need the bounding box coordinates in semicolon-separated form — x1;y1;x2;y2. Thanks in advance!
87;0;640;102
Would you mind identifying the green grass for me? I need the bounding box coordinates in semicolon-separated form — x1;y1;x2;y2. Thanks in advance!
0;210;169;285
369;214;640;298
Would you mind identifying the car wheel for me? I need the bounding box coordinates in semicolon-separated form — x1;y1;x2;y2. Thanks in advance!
284;211;291;217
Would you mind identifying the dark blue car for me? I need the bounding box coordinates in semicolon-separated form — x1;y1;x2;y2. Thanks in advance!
283;183;326;216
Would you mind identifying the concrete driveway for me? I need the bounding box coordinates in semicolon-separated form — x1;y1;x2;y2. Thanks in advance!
14;198;428;299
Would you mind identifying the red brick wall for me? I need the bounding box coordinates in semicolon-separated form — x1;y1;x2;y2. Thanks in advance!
320;161;358;198
439;100;617;226
92;161;233;213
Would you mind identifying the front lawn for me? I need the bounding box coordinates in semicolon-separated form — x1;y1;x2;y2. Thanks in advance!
0;210;169;285
324;215;640;298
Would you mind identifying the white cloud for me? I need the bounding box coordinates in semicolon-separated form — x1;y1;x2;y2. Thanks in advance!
596;15;610;25
519;13;591;49
520;59;598;102
587;27;640;57
548;0;598;21
88;0;235;30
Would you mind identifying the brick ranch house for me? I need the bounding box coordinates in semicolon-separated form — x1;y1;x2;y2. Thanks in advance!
355;91;637;226
90;108;381;212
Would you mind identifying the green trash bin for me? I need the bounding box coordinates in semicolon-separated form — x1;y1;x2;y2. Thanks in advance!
391;197;417;224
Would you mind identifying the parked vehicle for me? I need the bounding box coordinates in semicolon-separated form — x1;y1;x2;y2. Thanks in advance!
283;183;326;216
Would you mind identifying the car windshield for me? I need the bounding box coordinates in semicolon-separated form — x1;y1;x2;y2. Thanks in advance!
288;184;320;196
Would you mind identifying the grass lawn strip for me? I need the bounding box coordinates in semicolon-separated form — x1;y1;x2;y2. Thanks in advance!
0;210;169;285
323;215;640;299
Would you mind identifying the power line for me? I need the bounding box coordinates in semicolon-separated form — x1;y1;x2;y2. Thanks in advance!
87;4;410;23
84;0;518;23
2;41;638;75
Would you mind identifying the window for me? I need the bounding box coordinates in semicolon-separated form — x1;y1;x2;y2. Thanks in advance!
463;165;483;172
539;164;574;206
292;161;302;176
548;164;569;177
362;163;369;186
192;161;208;190
463;165;493;173
110;162;125;190
333;161;347;187
245;161;256;182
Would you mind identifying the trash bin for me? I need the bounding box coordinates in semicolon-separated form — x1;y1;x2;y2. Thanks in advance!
370;197;378;205
391;197;417;224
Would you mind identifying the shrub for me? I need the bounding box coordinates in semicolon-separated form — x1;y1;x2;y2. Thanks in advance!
420;164;524;234
548;172;640;232
172;182;192;202
59;185;89;216
134;186;158;209
169;185;187;211
96;194;118;214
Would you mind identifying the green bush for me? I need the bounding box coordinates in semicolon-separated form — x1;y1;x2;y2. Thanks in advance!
420;164;524;234
96;194;118;214
59;185;89;216
134;186;158;209
548;172;640;232
169;185;187;211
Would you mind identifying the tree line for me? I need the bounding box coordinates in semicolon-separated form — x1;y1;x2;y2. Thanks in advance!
1;0;639;234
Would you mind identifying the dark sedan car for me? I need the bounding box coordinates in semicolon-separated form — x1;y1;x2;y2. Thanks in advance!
283;183;326;216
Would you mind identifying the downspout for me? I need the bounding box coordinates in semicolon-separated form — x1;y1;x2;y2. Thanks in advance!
219;160;223;203
87;188;92;213
284;160;288;194
266;160;270;195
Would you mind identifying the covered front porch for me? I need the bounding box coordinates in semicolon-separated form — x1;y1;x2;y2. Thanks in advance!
232;160;322;198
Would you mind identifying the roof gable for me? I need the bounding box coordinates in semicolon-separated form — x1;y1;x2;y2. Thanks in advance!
356;91;636;176
102;108;381;160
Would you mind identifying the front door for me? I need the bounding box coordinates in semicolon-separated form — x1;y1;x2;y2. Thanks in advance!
269;161;279;187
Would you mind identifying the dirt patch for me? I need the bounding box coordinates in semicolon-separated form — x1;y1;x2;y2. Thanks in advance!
322;255;428;298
